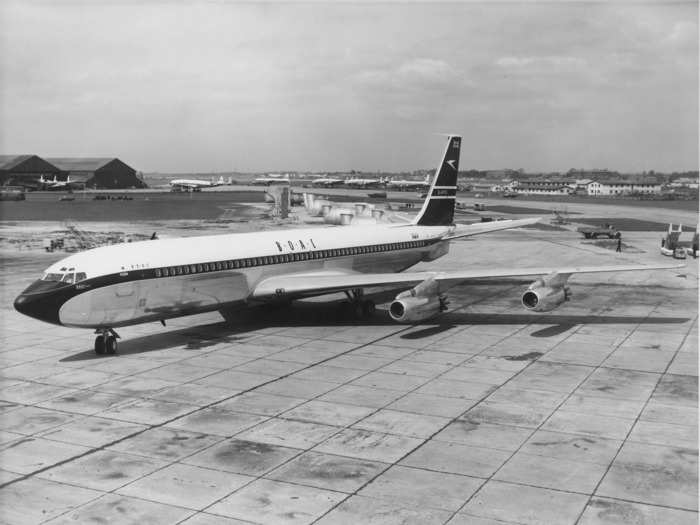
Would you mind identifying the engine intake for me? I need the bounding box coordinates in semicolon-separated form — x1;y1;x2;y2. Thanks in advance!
521;272;571;312
389;277;448;323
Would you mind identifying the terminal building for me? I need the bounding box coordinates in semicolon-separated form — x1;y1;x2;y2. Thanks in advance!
0;155;63;188
45;158;146;189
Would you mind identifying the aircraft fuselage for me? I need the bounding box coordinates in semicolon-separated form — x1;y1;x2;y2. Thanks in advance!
14;225;451;329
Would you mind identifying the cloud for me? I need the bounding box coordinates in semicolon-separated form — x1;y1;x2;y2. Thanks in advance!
495;55;587;71
356;58;462;89
0;1;696;172
398;58;455;79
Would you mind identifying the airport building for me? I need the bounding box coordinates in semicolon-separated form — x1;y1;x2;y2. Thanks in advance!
513;180;576;195
0;155;63;188
45;157;147;189
586;180;662;196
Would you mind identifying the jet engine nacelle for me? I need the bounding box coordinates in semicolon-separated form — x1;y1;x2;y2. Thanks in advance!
389;277;447;323
521;272;571;312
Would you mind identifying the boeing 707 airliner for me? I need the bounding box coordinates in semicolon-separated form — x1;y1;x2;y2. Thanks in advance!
14;136;679;355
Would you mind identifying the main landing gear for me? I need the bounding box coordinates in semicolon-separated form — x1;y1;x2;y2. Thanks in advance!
94;328;120;356
341;288;376;319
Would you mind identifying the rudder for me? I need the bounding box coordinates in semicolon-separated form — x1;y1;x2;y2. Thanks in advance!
413;135;461;226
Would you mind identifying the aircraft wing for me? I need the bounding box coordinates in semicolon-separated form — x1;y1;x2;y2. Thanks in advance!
251;263;683;300
442;217;542;239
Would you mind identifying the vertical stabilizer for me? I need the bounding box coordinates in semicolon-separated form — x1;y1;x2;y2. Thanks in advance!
413;135;461;226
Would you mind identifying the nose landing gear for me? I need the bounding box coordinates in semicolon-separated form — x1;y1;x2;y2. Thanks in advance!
94;328;120;355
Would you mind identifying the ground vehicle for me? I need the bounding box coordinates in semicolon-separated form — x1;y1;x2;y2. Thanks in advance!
660;246;687;259
577;223;621;239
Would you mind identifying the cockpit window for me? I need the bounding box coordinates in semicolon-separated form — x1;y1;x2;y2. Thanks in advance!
43;270;86;283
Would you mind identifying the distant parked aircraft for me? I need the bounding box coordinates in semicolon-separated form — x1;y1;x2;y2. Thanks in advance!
169;178;218;192
386;174;431;191
344;177;385;189
311;177;345;188
39;175;80;190
252;174;291;186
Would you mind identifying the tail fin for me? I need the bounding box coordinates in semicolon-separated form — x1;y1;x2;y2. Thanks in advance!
413;135;461;226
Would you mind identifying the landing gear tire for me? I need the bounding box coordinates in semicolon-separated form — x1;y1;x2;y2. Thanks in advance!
94;336;106;355
105;336;118;355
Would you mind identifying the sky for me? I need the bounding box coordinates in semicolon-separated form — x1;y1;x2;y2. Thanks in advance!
0;1;697;173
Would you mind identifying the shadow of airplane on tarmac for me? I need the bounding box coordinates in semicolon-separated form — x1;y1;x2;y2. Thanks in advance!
60;297;690;361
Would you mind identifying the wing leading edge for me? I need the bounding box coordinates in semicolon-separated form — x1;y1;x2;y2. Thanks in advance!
251;263;684;300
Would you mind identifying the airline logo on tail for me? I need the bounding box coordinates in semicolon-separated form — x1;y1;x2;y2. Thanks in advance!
413;134;462;226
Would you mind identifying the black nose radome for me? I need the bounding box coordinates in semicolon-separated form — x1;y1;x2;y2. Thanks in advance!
14;281;65;325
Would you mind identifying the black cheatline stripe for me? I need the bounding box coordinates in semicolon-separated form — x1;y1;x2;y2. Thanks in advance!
36;239;439;305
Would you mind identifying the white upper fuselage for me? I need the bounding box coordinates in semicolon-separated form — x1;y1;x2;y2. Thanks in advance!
24;223;451;328
45;224;450;280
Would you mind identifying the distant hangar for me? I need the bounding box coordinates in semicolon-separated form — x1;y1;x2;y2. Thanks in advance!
45;158;146;189
0;155;62;189
0;154;146;190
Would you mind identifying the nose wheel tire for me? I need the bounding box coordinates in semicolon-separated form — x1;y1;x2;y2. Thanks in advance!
105;336;118;355
94;336;106;355
94;331;119;356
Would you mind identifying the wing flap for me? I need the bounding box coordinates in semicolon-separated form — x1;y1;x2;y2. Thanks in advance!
251;263;683;300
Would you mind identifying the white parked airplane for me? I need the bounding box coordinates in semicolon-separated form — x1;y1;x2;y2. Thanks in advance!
344;177;385;189
252;174;291;186
169;178;221;192
311;177;345;188
386;174;431;191
39;175;77;190
15;136;679;355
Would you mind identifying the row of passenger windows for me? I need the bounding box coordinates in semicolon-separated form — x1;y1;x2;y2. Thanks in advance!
153;240;427;278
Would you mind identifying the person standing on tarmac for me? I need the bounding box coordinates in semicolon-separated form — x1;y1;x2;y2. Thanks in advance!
616;236;622;253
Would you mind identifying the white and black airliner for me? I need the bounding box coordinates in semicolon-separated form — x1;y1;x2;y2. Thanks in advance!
14;136;678;355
